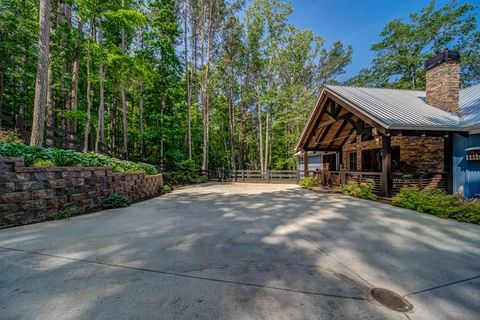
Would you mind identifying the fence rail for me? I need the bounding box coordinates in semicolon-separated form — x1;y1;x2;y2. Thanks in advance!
199;169;300;183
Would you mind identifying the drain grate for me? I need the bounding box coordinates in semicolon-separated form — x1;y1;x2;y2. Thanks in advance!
370;288;413;312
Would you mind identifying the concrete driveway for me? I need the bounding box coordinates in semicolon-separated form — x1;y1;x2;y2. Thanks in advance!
1;183;479;320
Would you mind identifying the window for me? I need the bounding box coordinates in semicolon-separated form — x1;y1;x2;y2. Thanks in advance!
362;147;401;172
348;152;357;171
362;149;380;172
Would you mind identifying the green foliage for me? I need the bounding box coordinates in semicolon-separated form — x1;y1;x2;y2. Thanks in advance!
393;187;480;224
175;159;197;175
0;130;25;144
0;143;158;175
54;210;72;220
161;184;172;194
32;159;55;167
299;176;318;188
341;181;377;200
102;193;132;209
346;1;478;88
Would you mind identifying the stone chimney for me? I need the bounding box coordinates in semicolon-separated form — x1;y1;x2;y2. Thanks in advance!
424;48;461;112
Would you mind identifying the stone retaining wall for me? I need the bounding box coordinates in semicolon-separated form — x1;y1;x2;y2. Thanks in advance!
0;157;163;228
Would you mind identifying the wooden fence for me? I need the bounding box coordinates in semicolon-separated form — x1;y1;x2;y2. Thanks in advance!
199;169;300;184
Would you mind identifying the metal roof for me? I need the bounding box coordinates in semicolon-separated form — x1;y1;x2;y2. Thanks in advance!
324;85;464;130
459;84;480;127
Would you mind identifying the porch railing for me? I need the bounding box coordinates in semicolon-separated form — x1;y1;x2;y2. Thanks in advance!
306;169;448;196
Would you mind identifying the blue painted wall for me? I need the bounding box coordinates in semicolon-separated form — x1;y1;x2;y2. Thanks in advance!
453;133;480;198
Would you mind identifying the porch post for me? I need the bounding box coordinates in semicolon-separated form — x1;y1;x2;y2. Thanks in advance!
444;133;453;194
303;151;309;177
381;135;392;197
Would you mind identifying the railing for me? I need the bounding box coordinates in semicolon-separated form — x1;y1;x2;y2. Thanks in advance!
199;169;299;183
304;169;447;196
392;172;447;194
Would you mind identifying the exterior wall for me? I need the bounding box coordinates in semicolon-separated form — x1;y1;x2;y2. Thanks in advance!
453;133;480;198
0;157;163;228
342;135;444;172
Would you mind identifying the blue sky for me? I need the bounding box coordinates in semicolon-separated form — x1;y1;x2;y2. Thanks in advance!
286;0;480;81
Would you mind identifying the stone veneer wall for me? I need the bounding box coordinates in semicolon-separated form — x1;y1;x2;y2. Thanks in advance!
0;157;163;228
342;135;445;172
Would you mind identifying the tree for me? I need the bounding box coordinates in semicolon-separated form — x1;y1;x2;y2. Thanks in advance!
30;0;51;146
350;0;478;89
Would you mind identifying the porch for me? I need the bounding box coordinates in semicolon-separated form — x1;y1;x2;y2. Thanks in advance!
307;170;448;197
296;87;455;197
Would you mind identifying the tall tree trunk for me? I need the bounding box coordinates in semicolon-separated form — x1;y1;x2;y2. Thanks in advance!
139;84;144;158
110;81;117;154
30;0;51;146
60;3;71;131
228;66;235;171
95;25;105;153
184;0;192;160
0;61;4;127
70;18;82;133
46;51;54;146
160;96;165;165
256;85;264;171
120;0;128;159
95;64;105;153
83;56;92;152
264;112;269;170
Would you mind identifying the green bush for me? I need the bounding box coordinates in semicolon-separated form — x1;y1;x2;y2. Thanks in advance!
0;143;158;175
299;176;318;188
102;193;132;209
393;187;480;224
341;181;377;200
161;184;173;194
163;160;206;186
54;209;72;220
454;200;480;224
33;159;55;167
176;159;197;174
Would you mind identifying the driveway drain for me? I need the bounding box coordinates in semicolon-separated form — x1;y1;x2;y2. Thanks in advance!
370;288;413;312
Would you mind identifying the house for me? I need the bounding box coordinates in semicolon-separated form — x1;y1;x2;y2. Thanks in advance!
295;151;338;173
296;49;480;198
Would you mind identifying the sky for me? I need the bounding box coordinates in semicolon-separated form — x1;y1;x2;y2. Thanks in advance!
285;0;480;81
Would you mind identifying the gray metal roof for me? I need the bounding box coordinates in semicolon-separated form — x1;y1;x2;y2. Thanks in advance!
325;85;464;130
459;84;480;127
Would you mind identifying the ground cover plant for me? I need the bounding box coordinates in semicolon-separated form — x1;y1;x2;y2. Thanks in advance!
102;194;132;209
393;187;480;224
0;143;158;175
299;176;318;188
341;181;377;200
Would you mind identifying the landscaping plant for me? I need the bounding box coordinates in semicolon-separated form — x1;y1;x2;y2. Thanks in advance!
102;193;132;209
393;187;480;224
341;181;377;200
299;176;318;188
0;143;158;175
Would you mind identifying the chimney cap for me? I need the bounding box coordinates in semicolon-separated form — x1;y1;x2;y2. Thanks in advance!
425;48;460;71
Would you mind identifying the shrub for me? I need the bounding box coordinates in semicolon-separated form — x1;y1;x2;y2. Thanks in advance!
102;193;132;209
341;181;377;200
33;159;55;167
392;187;480;223
0;130;24;144
299;176;318;188
393;187;460;219
454;200;480;224
161;184;173;194
54;209;72;220
0;143;158;175
176;159;197;174
392;186;421;210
